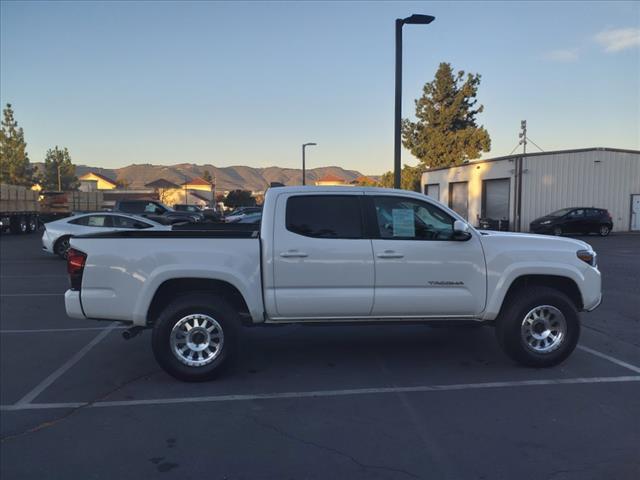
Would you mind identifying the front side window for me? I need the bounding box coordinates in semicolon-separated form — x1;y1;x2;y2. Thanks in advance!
373;196;454;241
286;195;363;239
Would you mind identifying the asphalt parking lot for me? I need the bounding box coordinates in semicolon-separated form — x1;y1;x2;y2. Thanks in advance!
1;232;639;479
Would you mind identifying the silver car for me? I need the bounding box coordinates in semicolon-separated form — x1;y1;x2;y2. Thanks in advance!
42;212;168;258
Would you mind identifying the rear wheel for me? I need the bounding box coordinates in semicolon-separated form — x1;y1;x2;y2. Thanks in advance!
598;224;610;237
151;293;239;382
54;236;71;259
496;286;580;367
10;216;28;234
27;216;37;233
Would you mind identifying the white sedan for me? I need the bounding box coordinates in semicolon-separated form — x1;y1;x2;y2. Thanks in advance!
42;212;168;258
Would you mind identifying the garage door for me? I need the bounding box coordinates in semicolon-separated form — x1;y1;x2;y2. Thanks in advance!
425;184;440;201
482;178;510;220
449;182;468;219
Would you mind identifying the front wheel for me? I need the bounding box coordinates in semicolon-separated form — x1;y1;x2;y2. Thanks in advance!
151;293;239;382
495;286;580;367
553;226;563;236
598;224;611;237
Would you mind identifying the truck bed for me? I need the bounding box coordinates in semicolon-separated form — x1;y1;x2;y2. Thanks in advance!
70;233;263;324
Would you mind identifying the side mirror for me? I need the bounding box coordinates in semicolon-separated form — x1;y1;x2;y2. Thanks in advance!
453;220;472;241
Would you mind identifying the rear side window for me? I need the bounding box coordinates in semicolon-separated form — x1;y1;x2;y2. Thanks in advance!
113;216;152;229
286;195;363;239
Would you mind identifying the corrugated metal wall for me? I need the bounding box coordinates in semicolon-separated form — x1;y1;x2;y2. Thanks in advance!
422;149;640;232
522;150;640;232
422;159;516;226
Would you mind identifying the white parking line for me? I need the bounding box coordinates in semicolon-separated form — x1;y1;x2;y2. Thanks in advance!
577;345;640;374
2;375;639;412
13;323;118;406
0;275;67;279
0;293;64;297
0;327;125;334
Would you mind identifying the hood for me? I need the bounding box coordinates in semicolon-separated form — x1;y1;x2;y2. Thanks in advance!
478;230;593;251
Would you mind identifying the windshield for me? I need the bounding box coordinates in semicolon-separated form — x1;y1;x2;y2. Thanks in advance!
548;208;573;217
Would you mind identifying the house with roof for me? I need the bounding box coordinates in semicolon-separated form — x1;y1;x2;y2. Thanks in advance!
78;172;118;190
315;173;351;186
181;177;213;192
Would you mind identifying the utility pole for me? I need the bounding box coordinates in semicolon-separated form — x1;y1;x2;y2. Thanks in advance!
57;163;62;191
393;14;435;189
302;142;317;186
515;120;527;232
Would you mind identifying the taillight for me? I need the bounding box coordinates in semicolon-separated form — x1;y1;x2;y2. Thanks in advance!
67;248;87;291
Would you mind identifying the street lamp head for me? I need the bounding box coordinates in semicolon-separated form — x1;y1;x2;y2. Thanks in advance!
303;142;317;147
402;14;435;25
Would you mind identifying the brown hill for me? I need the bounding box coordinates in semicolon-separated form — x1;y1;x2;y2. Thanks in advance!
65;163;372;191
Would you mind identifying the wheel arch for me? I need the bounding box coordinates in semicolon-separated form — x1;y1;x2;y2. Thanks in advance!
147;278;252;326
499;275;583;316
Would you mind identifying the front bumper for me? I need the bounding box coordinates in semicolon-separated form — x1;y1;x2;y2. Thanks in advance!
65;290;86;319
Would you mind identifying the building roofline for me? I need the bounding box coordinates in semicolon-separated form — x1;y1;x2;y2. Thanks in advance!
423;147;640;173
79;171;117;185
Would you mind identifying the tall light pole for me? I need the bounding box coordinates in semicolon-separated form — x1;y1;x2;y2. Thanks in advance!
302;142;317;186
394;14;435;189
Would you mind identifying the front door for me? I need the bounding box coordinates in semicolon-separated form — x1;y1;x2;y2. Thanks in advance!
271;193;374;318
632;195;640;231
367;194;486;317
564;209;586;233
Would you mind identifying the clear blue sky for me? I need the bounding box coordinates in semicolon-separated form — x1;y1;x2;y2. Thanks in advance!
1;1;639;174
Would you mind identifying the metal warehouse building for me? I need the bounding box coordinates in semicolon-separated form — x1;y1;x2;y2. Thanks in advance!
420;147;640;232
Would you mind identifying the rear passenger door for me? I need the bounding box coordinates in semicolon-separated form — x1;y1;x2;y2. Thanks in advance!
271;193;374;318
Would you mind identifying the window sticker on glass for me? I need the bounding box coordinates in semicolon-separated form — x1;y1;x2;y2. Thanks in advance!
392;209;415;237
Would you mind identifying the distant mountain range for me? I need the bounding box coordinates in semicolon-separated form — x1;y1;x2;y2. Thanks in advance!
64;163;375;191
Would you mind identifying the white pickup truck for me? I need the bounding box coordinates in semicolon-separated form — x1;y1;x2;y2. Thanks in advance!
65;186;601;381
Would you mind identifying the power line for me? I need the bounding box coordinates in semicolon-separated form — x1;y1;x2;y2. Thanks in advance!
527;137;545;152
508;143;521;156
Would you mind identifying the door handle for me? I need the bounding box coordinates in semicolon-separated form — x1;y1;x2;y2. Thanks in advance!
376;250;404;259
280;250;308;258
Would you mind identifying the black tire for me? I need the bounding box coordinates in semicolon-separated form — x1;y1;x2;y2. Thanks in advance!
552;226;563;236
598;224;611;237
10;216;28;234
495;286;580;367
54;236;72;259
26;216;37;233
151;293;239;382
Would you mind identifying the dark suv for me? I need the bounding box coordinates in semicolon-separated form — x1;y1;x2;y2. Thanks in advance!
530;207;613;236
114;200;203;225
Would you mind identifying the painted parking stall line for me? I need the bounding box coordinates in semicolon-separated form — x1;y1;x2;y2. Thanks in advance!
0;326;125;334
13;323;119;407
2;375;639;412
577;345;640;374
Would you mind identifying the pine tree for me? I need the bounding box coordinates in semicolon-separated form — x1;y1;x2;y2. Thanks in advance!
40;147;78;191
402;63;491;168
379;164;423;192
0;103;32;185
202;169;213;183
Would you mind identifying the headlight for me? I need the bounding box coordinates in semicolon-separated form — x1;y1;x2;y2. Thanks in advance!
577;249;597;267
541;220;552;225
